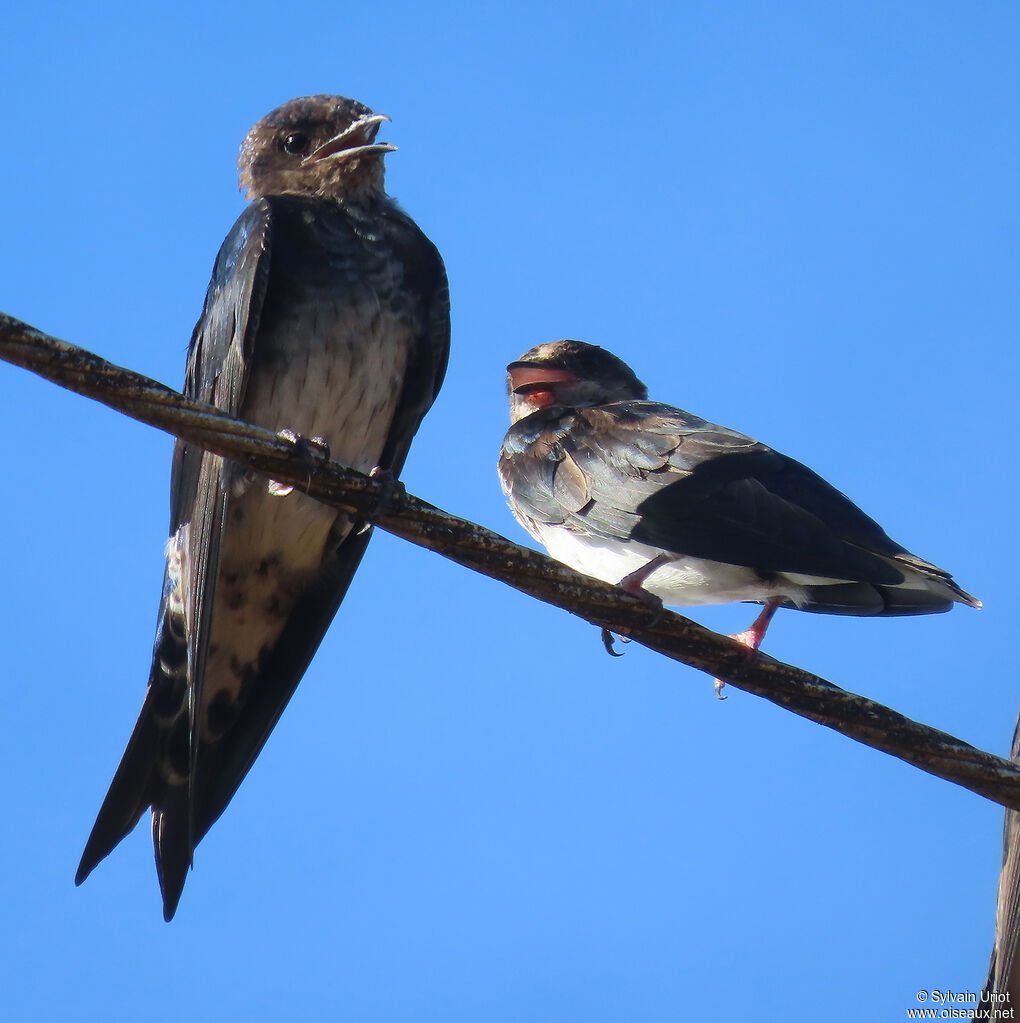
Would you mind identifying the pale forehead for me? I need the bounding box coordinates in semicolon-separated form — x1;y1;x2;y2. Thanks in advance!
516;340;581;363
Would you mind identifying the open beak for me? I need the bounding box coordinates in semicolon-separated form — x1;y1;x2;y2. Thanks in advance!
507;363;577;395
303;113;397;164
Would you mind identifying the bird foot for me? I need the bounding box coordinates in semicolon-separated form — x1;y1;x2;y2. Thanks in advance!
272;429;331;495
355;467;406;536
713;632;761;699
633;588;665;624
368;466;405;519
713;600;781;699
600;562;668;657
712;640;756;699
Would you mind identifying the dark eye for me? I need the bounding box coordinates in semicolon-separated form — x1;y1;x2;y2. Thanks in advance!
282;132;310;156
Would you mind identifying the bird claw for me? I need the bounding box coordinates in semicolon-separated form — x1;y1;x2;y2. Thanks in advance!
277;428;331;462
600;563;666;659
601;627;627;657
368;466;405;519
274;429;331;495
636;590;664;626
354;467;406;536
713;632;758;698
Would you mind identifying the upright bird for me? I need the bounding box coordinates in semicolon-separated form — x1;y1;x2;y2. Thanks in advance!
76;95;450;919
499;341;978;680
982;709;1020;1004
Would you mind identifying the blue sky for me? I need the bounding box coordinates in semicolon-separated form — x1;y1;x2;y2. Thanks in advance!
1;2;1016;1019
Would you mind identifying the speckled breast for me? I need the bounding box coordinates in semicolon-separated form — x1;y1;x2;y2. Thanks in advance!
199;199;419;738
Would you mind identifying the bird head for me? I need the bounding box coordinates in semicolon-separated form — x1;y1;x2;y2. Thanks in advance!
238;95;396;201
506;340;648;422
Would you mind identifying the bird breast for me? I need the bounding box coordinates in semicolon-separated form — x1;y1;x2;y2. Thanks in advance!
199;294;413;735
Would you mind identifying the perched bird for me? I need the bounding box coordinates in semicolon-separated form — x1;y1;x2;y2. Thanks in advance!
498;341;978;680
76;95;450;919
982;709;1020;1004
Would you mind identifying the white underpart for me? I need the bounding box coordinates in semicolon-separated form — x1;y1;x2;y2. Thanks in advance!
530;521;820;608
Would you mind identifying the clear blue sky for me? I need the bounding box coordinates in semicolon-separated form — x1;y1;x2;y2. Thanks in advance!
1;2;1016;1020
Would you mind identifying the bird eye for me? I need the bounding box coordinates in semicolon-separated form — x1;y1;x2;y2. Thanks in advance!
282;132;310;156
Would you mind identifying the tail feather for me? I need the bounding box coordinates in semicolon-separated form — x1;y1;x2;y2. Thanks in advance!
794;576;978;618
76;676;195;921
890;551;982;610
78;575;194;902
153;786;193;921
786;545;980;616
75;691;160;886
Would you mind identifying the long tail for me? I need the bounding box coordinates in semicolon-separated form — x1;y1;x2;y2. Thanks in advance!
76;568;193;921
75;690;160;887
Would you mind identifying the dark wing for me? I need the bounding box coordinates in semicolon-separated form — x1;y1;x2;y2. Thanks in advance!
172;198;275;516
189;213;451;852
77;200;274;909
375;207;451;471
625;415;908;584
503;401;908;584
983;709;1020;1001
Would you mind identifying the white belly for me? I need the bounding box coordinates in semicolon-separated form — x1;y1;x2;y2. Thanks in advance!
531;521;811;608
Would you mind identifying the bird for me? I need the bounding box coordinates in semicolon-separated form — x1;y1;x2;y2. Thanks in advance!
75;95;450;920
982;708;1020;1006
498;340;979;686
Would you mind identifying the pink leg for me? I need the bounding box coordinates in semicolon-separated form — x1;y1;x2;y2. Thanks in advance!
731;600;781;652
714;599;782;699
618;553;675;596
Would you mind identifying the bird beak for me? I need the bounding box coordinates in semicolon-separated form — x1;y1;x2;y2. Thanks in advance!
303;113;397;164
506;364;577;395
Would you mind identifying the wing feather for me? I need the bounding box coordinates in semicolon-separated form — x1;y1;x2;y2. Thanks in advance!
502;401;910;584
77;201;273;904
